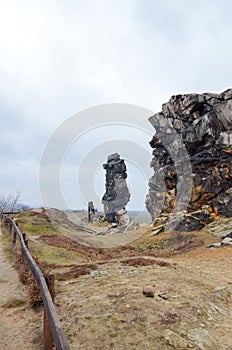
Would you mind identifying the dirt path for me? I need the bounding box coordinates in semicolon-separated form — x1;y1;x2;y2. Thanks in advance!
0;226;42;350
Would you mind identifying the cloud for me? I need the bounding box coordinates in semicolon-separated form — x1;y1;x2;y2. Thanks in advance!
0;0;232;208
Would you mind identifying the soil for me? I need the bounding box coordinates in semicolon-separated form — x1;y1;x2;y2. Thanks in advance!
40;223;232;350
54;246;232;350
1;215;232;350
0;226;42;349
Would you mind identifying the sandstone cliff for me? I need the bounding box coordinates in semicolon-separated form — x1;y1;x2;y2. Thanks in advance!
146;89;232;221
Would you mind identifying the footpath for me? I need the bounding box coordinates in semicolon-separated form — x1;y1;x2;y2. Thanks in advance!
0;225;41;350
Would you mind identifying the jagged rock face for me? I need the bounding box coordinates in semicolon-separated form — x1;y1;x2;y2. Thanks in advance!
146;89;232;220
102;153;130;224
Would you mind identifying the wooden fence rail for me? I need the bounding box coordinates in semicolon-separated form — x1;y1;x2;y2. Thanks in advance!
4;218;71;350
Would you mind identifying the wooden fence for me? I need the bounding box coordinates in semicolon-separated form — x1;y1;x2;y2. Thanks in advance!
4;218;71;350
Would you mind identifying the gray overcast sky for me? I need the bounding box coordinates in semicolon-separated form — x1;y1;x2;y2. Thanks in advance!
0;0;232;210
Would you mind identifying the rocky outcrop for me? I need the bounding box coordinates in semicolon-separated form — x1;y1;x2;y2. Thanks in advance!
102;153;130;225
146;89;232;221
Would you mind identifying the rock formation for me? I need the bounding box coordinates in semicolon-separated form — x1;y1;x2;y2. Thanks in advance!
146;89;232;221
88;201;97;223
102;153;130;225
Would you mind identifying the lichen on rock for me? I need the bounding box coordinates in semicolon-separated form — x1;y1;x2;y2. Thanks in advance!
102;153;130;225
146;89;232;222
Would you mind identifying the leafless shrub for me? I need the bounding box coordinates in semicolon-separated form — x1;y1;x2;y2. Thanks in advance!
159;311;181;325
121;257;171;267
171;231;204;253
56;263;98;281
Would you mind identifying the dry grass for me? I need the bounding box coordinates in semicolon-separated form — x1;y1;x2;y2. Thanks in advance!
56;263;98;281
120;257;171;267
15;253;42;307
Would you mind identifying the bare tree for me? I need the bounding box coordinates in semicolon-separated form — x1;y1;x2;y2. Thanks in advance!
0;190;21;215
10;190;21;213
0;194;11;215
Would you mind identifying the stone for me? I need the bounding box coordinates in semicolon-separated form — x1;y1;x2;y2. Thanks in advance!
208;231;232;248
90;270;109;277
154;209;212;232
164;330;192;349
150;224;165;236
187;328;217;350
207;301;228;316
146;89;232;223
102;153;130;225
142;288;154;298
207;242;222;248
153;215;169;226
221;236;232;245
223;231;232;238
214;285;226;291
203;218;232;237
115;209;130;226
158;292;168;300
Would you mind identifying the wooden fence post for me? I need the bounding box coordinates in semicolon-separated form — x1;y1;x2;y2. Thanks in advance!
22;232;28;248
44;274;55;350
12;229;16;246
7;218;70;349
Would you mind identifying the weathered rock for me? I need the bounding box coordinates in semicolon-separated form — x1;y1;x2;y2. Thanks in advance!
207;237;232;248
207;242;221;248
88;201;98;223
207;228;232;248
142;288;154;298
187;328;217;350
207;301;228;317
152;209;212;233
146;89;232;222
173;209;212;231
223;231;232;238
164;330;192;349
203;217;232;237
90;270;109;277
102;153;130;225
221;236;232;245
158;292;168;300
150;224;165;236
115;209;130;226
